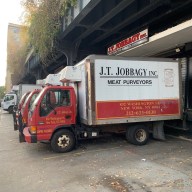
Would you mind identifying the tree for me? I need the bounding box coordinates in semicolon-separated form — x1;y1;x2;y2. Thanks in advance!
0;86;5;99
7;25;29;85
21;0;77;64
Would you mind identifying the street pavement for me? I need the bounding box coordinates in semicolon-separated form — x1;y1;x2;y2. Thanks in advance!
0;108;192;192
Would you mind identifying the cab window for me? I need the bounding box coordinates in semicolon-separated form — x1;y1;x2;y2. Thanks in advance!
60;90;71;106
40;90;71;117
4;95;14;101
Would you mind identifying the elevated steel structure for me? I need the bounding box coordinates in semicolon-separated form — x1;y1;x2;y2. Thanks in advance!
22;0;192;83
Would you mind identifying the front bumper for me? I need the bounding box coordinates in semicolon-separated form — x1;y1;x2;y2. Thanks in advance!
23;127;37;143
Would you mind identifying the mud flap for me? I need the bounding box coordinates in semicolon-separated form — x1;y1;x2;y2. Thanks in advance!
186;110;192;121
153;121;165;140
12;111;18;131
19;132;26;143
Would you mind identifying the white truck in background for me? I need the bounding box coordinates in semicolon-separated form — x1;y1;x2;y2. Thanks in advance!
1;85;19;113
1;84;42;113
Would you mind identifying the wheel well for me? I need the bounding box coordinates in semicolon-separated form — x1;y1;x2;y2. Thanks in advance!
50;126;75;141
127;122;152;131
126;123;150;145
8;106;14;113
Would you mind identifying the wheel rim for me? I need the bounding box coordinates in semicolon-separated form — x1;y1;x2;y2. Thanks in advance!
135;129;146;142
57;135;70;148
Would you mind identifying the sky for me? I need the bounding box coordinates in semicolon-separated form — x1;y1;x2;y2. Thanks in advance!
0;0;24;86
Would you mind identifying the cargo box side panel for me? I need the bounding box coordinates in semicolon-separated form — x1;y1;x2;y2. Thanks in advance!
77;64;88;124
94;59;181;124
18;84;42;102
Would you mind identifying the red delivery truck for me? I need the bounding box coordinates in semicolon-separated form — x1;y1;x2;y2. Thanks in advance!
23;55;181;152
18;89;40;142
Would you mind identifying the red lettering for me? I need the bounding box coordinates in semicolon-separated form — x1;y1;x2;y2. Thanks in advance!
116;43;120;49
108;30;148;54
140;33;147;39
125;38;130;46
135;33;140;41
131;33;140;42
128;37;132;44
120;40;125;47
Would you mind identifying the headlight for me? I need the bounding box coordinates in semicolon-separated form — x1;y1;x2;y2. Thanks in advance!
29;126;37;134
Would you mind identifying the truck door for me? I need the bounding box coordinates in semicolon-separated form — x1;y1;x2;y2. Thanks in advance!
37;89;75;141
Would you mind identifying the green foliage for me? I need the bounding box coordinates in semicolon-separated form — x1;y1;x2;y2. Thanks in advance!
7;26;29;84
0;86;5;99
21;0;77;63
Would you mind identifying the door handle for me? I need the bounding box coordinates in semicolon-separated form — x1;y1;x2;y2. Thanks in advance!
65;115;71;119
38;121;45;125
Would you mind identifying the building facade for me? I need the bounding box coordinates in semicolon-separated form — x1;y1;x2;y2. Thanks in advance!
13;0;192;90
6;23;26;91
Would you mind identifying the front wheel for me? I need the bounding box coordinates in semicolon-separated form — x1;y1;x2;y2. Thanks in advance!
51;129;75;153
126;125;149;145
8;106;13;114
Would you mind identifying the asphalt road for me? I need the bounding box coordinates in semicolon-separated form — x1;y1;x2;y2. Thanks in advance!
0;108;192;192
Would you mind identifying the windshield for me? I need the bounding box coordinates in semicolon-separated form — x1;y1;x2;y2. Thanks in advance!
19;93;28;105
18;92;30;110
29;93;39;109
22;93;32;110
30;89;44;113
4;94;14;102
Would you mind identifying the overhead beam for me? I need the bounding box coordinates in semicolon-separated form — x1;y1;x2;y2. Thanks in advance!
74;0;135;43
90;0;169;45
59;0;102;40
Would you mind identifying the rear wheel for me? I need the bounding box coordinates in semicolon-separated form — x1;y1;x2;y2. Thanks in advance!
51;129;75;153
126;125;149;145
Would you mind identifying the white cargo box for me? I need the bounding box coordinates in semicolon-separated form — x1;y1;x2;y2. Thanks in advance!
12;85;19;91
63;55;181;126
60;66;82;82
18;84;42;102
45;74;62;86
36;79;45;85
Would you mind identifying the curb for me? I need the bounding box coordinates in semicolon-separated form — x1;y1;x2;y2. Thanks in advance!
166;134;192;143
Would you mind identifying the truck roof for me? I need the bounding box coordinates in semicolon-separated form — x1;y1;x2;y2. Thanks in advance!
80;54;176;63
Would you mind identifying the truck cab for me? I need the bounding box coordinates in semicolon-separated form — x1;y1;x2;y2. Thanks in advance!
23;86;77;151
19;89;40;142
1;93;17;113
13;92;31;131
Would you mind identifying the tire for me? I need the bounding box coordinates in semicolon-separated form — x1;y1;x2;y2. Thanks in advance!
8;106;13;114
13;111;18;130
51;129;75;153
19;132;26;143
126;125;149;145
14;122;18;131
